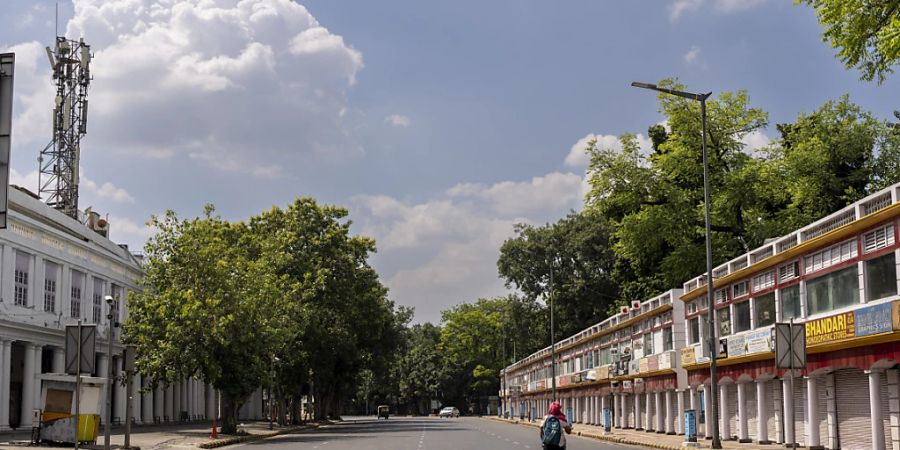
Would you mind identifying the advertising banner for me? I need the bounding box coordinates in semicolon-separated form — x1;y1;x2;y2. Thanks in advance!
639;357;649;373
658;351;672;370
648;354;659;372
598;365;610;380
726;334;746;358
745;328;775;354
681;346;697;366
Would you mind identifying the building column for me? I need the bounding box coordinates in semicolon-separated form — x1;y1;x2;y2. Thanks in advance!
141;377;153;424
165;383;174;422
665;390;675;434
20;343;39;427
97;354;108;423
806;376;820;448
173;381;182;421
51;348;64;374
634;393;643;430
115;357;126;423
676;389;686;435
737;382;750;442
614;394;621;428
132;372;142;424
783;376;795;447
825;373;838;450
719;383;730;440
703;385;713;439
207;384;216;420
869;370;887;450
656;391;664;433
756;379;770;444
645;391;653;431
0;340;11;430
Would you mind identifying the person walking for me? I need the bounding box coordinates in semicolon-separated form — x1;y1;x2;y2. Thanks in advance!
540;402;572;450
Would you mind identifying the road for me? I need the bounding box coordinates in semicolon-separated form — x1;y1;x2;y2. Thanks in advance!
239;416;633;450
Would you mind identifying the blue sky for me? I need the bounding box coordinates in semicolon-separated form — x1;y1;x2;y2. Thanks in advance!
1;0;898;323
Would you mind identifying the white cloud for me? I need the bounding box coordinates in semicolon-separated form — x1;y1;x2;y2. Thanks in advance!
81;175;136;204
684;45;701;64
384;114;411;128
564;133;653;168
353;167;586;322
741;130;772;152
10;0;365;177
106;214;155;249
670;0;768;21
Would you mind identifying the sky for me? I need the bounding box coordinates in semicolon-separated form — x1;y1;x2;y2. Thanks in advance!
1;0;898;323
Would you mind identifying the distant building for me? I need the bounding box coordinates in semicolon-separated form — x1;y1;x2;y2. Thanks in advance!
501;181;900;450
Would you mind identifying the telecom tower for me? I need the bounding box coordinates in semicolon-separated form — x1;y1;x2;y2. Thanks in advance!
39;36;91;220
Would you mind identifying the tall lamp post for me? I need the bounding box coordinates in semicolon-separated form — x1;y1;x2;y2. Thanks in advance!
548;255;560;402
631;81;721;449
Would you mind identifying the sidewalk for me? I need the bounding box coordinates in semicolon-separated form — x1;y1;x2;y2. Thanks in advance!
0;420;315;450
485;417;780;450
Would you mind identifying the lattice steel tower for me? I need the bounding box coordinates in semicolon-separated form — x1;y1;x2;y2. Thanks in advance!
39;37;91;220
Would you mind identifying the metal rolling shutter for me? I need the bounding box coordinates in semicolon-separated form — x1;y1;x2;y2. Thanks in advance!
880;370;891;450
816;376;828;448
746;383;758;440
794;376;807;447
835;369;872;450
648;392;656;431
772;379;783;443
727;384;738;440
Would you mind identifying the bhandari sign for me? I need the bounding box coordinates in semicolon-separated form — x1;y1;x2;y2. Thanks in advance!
805;311;855;345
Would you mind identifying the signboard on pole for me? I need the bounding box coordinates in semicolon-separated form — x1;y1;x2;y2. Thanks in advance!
775;322;806;369
65;324;96;374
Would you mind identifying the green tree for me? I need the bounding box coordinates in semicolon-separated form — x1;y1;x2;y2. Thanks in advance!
124;207;291;434
498;212;618;337
394;323;454;414
798;0;900;83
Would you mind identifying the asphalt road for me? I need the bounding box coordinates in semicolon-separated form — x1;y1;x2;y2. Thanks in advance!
239;416;632;450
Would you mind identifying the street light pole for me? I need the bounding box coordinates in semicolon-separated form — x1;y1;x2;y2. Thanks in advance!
549;260;556;402
631;81;721;449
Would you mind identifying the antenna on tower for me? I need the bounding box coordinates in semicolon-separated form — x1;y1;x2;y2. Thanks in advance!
38;35;91;220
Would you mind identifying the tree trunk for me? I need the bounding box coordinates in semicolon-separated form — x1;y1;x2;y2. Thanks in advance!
220;392;240;435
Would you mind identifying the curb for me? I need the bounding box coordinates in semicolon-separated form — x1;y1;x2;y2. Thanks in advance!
197;424;318;449
485;417;684;450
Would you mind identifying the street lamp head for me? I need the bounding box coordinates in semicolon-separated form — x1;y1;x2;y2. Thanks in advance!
631;81;657;90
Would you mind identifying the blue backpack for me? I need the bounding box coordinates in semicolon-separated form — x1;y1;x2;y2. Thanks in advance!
542;415;562;446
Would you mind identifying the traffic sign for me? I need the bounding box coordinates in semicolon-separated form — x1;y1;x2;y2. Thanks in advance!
65;324;96;374
775;322;806;369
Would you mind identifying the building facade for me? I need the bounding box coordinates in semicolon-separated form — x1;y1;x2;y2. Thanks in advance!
501;182;900;450
0;186;252;429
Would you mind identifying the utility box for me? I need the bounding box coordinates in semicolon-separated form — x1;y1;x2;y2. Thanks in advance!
37;373;105;444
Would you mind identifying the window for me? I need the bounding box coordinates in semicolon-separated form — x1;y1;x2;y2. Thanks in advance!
44;261;59;313
779;261;800;283
689;317;701;344
863;224;895;254
754;293;776;328
804;240;857;274
732;281;749;299
752;271;775;292
111;284;122;323
663;327;674;351
733;301;751;333
807;265;859;315
14;251;29;306
780;284;801;321
717;307;732;336
866;252;897;301
643;332;653;356
70;270;84;318
92;278;104;323
715;289;728;304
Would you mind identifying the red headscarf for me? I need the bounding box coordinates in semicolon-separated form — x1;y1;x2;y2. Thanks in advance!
547;401;566;422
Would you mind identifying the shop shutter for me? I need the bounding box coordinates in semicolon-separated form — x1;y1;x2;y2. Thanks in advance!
646;392;655;431
627;394;635;428
880;370;891;450
772;379;783;443
791;377;807;446
835;369;872;450
746;383;758;440
728;384;738;440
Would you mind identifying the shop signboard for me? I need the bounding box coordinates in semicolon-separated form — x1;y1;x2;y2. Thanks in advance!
559;375;570;387
726;334;747;358
892;300;900;331
639;357;649;373
856;302;893;337
658;351;672;370
805;311;855;345
695;345;710;363
586;369;597;381
536;380;546;390
648;354;659;372
717;338;728;359
629;360;640;374
598;365;610;380
622;380;633;392
681;346;697;366
745;328;775;354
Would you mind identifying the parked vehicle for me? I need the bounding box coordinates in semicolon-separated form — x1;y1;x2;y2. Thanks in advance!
438;406;460;418
377;405;390;419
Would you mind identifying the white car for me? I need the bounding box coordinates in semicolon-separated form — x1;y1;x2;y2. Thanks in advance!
438;406;460;418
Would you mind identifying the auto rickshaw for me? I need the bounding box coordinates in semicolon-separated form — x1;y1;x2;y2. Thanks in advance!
377;405;390;419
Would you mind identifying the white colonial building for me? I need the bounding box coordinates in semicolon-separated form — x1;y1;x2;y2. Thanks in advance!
0;186;263;429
